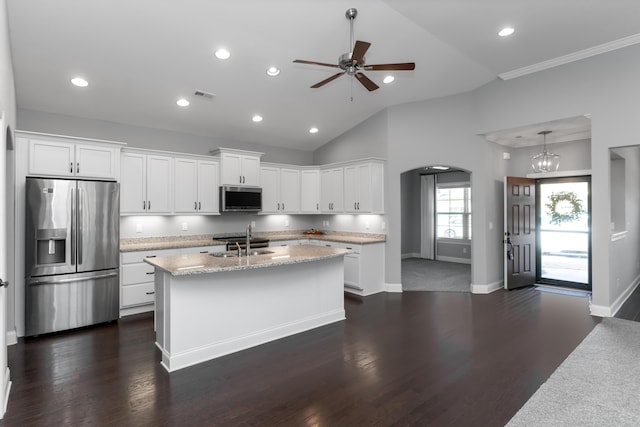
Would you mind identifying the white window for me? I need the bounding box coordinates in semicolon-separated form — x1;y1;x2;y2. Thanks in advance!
436;184;471;240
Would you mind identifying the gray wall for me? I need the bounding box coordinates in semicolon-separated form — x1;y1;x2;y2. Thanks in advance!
400;169;421;255
506;139;591;176
314;43;640;311
17;109;314;165
313;109;388;164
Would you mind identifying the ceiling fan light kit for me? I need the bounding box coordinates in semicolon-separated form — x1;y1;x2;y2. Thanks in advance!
293;8;415;92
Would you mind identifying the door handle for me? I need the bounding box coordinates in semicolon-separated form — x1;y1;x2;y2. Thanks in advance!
0;279;8;288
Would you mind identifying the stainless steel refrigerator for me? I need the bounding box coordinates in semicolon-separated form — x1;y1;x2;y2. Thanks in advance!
25;177;120;336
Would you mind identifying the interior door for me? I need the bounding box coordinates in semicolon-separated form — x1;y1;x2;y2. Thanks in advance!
504;176;536;290
0;114;10;417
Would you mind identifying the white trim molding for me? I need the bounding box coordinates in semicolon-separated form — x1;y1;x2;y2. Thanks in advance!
5;330;16;346
590;274;640;317
499;33;640;80
385;282;403;293
436;255;471;265
401;252;421;260
471;280;503;294
1;367;10;419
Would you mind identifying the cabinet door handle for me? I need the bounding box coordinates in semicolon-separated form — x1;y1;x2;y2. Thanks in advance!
357;202;360;210
146;271;155;275
199;201;201;210
148;201;151;210
282;203;285;210
77;162;80;174
195;201;198;210
143;200;146;210
277;202;280;210
239;175;242;184
145;291;155;295
70;162;73;173
316;203;319;211
354;202;357;210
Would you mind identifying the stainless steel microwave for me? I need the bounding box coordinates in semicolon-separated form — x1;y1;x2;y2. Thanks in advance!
220;186;262;212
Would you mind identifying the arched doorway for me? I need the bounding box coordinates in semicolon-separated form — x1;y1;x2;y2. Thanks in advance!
400;165;472;292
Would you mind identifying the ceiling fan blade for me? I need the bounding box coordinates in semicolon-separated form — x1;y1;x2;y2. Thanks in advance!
311;72;345;88
363;62;416;71
293;59;340;68
355;72;379;91
351;40;371;65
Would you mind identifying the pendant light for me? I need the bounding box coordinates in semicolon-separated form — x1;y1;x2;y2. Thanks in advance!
531;130;560;172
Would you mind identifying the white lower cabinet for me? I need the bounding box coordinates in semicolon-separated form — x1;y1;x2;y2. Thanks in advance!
120;246;224;316
307;240;385;296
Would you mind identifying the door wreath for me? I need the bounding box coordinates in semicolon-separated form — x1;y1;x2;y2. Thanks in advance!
545;191;584;225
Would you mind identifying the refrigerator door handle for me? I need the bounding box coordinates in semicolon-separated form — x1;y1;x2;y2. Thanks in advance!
70;186;76;266
27;271;118;286
78;188;83;265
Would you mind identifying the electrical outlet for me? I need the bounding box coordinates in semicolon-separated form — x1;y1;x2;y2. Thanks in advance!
181;222;188;231
284;219;290;227
381;221;386;230
136;224;142;233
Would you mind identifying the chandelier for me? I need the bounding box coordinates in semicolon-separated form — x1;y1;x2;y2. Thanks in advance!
531;130;560;172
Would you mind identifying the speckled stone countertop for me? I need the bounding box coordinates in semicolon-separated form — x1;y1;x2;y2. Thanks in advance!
144;244;349;276
120;230;385;252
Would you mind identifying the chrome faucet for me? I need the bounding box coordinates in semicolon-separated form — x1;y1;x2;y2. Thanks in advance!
246;223;252;254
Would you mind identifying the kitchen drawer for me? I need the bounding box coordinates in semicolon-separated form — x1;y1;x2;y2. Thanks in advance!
121;249;179;264
179;245;225;255
122;282;155;307
122;263;156;285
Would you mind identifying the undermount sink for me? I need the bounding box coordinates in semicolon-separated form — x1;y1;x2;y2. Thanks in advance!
210;251;237;258
247;249;274;256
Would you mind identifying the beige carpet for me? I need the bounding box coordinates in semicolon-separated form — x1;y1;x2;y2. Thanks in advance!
401;258;470;292
507;317;640;426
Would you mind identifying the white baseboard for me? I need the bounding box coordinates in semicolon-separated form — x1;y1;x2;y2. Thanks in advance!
120;304;154;317
401;252;421;259
436;255;471;264
590;274;640;317
5;329;17;346
471;280;503;294
0;367;10;419
385;282;403;293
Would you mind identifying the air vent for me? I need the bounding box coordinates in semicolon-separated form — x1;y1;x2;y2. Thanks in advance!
194;90;215;100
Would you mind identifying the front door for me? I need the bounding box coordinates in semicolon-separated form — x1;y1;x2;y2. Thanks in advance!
504;177;536;290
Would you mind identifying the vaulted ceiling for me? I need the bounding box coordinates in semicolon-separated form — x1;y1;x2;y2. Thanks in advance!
7;1;640;150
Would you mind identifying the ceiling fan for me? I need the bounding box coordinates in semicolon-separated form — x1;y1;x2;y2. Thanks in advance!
293;8;415;92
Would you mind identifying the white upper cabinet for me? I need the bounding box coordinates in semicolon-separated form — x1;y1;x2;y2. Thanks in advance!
260;165;300;213
320;167;344;213
344;161;384;214
212;148;263;186
174;158;219;214
300;169;320;214
121;151;172;214
27;137;120;180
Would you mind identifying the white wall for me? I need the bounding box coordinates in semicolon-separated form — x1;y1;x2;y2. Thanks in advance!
17;109;314;165
507;139;591;176
1;0;17;343
315;42;640;311
313;110;388;164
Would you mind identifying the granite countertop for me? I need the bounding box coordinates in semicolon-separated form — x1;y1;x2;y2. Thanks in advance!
144;244;349;276
120;230;385;252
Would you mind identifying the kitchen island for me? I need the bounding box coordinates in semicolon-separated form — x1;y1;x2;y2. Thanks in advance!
145;245;348;372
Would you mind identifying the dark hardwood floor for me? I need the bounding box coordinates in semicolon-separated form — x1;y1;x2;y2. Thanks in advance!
1;288;603;427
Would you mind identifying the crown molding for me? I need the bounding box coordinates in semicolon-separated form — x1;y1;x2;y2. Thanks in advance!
498;33;640;81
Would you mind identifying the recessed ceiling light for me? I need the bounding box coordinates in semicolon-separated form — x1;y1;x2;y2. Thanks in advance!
498;27;515;37
383;75;395;84
309;127;319;134
266;66;280;77
252;115;263;122
70;77;88;87
176;98;190;107
431;166;449;170
215;48;231;60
